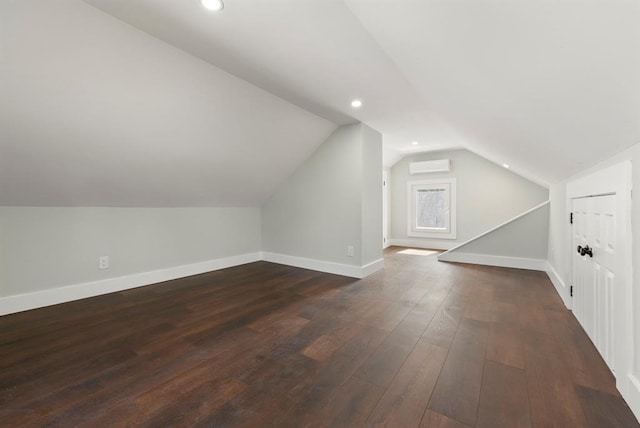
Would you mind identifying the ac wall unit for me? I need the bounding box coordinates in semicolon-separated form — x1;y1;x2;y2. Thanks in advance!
409;159;450;174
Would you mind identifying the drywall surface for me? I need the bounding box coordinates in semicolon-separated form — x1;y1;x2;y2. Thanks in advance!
547;183;568;281
390;149;548;248
0;207;260;297
450;203;549;259
262;123;382;267
361;124;383;265
262;124;363;265
0;0;334;206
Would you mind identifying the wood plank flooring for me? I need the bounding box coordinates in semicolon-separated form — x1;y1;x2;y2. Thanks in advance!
1;246;638;427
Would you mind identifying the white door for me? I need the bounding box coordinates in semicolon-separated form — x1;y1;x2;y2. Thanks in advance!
571;194;616;372
382;171;388;248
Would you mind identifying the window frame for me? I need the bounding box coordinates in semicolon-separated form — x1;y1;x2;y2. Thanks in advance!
406;178;457;239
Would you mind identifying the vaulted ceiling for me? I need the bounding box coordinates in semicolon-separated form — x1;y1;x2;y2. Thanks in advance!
1;0;639;205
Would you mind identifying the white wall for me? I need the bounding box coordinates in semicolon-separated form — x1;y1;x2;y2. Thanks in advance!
361;125;383;265
0;122;384;311
0;0;334;207
449;203;549;259
547;183;569;288
0;207;261;298
261;123;383;274
438;202;549;271
390;149;549;249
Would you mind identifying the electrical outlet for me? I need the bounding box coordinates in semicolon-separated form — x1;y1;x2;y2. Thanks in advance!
98;256;109;270
347;246;354;257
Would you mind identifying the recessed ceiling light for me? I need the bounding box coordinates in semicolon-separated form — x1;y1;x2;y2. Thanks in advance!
351;99;362;108
201;0;224;12
502;164;510;169
412;141;418;146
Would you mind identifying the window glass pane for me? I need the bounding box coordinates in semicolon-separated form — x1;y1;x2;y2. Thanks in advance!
407;178;456;239
416;188;446;229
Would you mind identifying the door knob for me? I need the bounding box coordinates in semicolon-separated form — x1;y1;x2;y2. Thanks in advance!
581;245;593;257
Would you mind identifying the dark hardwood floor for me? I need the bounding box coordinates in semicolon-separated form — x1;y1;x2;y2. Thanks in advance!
1;247;638;427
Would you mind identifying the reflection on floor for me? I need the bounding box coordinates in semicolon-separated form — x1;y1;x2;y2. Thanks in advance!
397;248;441;256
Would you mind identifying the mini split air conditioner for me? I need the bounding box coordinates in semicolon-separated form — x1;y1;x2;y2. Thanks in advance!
409;159;450;174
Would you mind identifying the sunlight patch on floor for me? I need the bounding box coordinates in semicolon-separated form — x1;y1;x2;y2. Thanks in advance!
398;248;440;256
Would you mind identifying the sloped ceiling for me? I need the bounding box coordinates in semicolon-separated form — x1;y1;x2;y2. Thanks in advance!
0;0;335;206
346;0;640;185
2;0;639;206
82;0;465;170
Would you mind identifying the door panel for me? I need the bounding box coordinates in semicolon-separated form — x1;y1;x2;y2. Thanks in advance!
571;194;616;372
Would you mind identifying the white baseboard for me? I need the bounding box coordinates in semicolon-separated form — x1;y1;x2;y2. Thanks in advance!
387;238;455;251
361;258;385;277
0;250;386;316
0;252;262;316
545;261;572;309
625;374;640;424
260;252;382;279
437;252;546;271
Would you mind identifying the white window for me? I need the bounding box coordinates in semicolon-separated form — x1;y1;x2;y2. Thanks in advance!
407;178;457;239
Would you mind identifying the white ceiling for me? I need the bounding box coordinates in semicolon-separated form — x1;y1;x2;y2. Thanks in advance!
0;0;335;206
347;0;640;185
84;0;640;186
83;0;468;169
2;0;639;206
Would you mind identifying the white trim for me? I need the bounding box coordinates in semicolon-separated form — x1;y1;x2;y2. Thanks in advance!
260;252;382;279
438;252;546;271
0;252;262;316
545;261;572;309
567;162;631;198
387;238;455;251
361;258;385;277
383;169;390;249
0;251;386;316
628;374;640;423
439;200;550;256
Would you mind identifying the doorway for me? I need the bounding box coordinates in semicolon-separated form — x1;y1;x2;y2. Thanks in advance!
382;170;389;248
